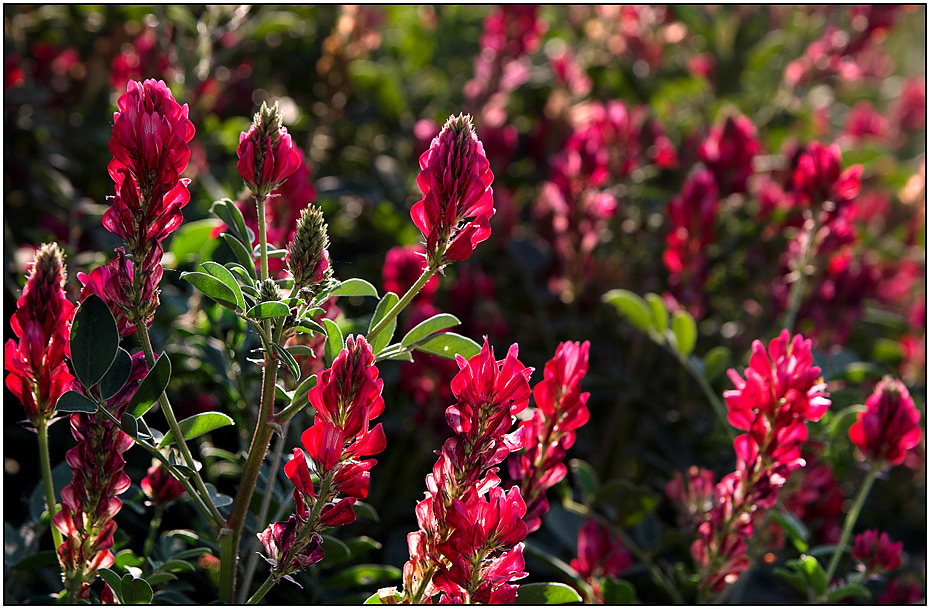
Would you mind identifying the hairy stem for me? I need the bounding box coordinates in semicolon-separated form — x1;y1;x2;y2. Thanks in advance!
37;420;64;554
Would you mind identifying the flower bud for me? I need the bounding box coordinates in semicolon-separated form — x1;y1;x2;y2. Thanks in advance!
258;278;284;303
849;376;922;467
286;204;333;299
237;101;302;199
853;529;903;575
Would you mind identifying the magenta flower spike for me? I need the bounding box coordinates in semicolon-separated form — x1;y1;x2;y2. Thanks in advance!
849;376;922;467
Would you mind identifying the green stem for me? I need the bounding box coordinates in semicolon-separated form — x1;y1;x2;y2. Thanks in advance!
37;420;64;553
410;565;438;605
367;266;437;345
219;330;279;603
256;195;269;282
824;467;879;584
143;505;164;558
782;211;819;332
682;355;735;441
238;421;291;603
136;323;225;527
246;574;276;605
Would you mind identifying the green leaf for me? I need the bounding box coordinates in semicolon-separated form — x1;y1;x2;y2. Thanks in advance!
201;261;245;311
144;572;178;587
322;564;402;589
11;550;58;571
204;483;234;508
222;234;257;281
136;417;154;440
226;263;255;289
330;278;379;298
401;313;461;347
273;343;301;379
285;345;316;358
385;351;413;362
414;332;480;360
601;578;636;604
98;347;133;400
70;294;120;388
703;346;731;382
291;374;318;402
56;390;98;414
246;301;291;319
827;584;870;603
319;535;352;568
159;559;195;573
294;320;326;335
363;592;388;604
169;219;222;265
127;353;171;418
799;554;828;596
120;412;138;440
180;271;239;310
323;318;344;367
352;501;380;523
770;509;809;552
157;412;235;448
98;568;123;599
120;574;154;604
368;292;399;354
671;310;697;357
515;582;583;604
115;549;145;570
603;289;653;332
569;459;599;502
644;293;669;336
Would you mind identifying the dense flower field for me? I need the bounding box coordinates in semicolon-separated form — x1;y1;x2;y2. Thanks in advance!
3;5;925;605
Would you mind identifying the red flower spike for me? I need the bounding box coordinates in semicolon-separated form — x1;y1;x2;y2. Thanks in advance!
4;243;75;426
571;519;633;602
698;114;760;196
284;448;316;498
852;529;903;575
849;376;922;467
310;335;385;438
411;114;495;268
237;101;301;199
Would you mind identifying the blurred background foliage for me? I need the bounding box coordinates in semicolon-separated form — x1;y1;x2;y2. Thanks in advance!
4;5;926;604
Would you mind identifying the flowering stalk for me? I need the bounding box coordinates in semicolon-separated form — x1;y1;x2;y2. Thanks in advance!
399;339;533;604
4;243;75;554
823;468;877;584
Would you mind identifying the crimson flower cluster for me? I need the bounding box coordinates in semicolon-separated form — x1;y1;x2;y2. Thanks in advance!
570;519;632;603
411;114;495;268
691;330;830;595
259;336;386;582
791;141;862;211
141;461;187;507
665;466;717;532
4;242;75;426
92;78;195;330
53;353;149;600
849;376;922;468
237;101;301;200
508;340;591;532
402;339;533;604
697;114;760;197
852;529;903;577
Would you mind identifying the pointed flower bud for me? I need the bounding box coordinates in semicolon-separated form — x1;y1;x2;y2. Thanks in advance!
237;101;302;199
258;278;284;303
411;114;495;268
849;376;922;467
287;204;334;299
4;242;75;425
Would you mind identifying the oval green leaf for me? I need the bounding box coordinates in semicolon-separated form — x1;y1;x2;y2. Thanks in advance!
322;564;402;590
246;301;291;319
368;292;399;354
120;412;138;440
401;313;461;347
201;261;245;311
601;578;636;604
70;293;120;389
414;332;480;360
702;345;731;382
127;353;171;418
169;218;223;265
221;233;257;281
330;278;379;298
323;318;344;367
56;390;98;414
273;343;301;379
644;293;669;336
671;310;697;357
603;289;653;332
515;582;583;605
157;412;235;448
180;271;239;310
99;347;133;400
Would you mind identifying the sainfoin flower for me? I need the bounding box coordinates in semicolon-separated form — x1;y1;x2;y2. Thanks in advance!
237;101;301;199
258;336;386;581
508;341;591;532
791;141;862;210
570;519;632;603
54;353;148;600
141;462;186;507
852;530;903;575
399;339;533;603
692;331;830;595
848;376;922;467
411;114;495;267
698;114;760;196
4;242;75;426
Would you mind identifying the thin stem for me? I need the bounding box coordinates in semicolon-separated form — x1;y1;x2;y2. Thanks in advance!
256;195;269;282
136;322;225;527
37;421;64;553
238;420;291;603
143;505;165;558
410;565;438;605
273;392;311;425
782;211;819;332
219;332;279;603
367;266;437;345
824;467;879;584
246;574;276;605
